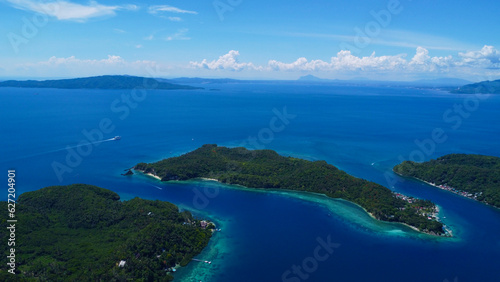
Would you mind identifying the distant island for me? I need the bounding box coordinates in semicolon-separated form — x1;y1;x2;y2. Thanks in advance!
134;144;446;235
394;154;500;208
452;79;500;94
0;75;202;90
0;184;213;280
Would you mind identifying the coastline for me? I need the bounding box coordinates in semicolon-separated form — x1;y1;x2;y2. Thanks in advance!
146;173;161;180
342;196;449;236
200;177;220;182
134;169;162;181
393;170;496;210
138;173;449;237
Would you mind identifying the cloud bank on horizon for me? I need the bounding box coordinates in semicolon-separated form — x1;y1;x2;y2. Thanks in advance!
7;46;500;81
191;46;500;74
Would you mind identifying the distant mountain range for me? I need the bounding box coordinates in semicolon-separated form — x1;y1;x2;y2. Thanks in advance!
2;74;497;94
0;75;201;90
297;74;340;82
451;79;500;94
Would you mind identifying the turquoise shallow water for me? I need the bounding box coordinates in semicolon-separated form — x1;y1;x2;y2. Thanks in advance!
1;84;499;281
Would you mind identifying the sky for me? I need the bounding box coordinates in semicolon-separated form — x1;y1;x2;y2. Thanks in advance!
1;0;500;81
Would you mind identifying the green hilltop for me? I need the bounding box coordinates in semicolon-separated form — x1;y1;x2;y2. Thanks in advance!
135;144;445;235
0;184;212;281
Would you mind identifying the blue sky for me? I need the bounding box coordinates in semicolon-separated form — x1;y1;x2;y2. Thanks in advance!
1;0;499;81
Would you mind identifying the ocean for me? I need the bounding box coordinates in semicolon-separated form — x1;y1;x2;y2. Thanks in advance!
1;83;499;281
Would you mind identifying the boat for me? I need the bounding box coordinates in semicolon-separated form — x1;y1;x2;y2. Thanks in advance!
113;136;121;140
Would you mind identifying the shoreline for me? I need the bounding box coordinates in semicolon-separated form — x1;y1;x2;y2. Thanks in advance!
134;169;162;181
200;177;220;182
135;172;449;237
346;197;449;236
393;170;497;211
146;172;161;180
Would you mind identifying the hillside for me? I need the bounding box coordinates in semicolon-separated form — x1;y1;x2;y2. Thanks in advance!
394;154;500;207
0;184;212;281
135;144;445;235
452;79;500;94
0;75;202;90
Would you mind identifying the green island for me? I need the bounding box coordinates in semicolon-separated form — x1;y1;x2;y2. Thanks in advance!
0;184;213;281
452;79;500;94
394;154;500;208
0;75;201;90
135;144;446;235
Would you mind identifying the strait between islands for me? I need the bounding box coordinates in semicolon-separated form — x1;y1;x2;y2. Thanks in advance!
132;144;448;236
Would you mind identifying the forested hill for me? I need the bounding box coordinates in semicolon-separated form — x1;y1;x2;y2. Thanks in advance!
0;75;201;90
0;184;212;281
452;79;500;94
135;144;444;235
394;154;500;208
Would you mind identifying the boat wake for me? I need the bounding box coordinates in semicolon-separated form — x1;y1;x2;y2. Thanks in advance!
4;138;118;162
149;184;163;190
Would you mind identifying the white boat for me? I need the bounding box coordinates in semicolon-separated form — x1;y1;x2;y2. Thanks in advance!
113;136;121;140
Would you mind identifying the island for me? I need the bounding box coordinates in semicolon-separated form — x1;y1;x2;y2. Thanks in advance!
0;75;202;90
452;79;500;94
0;184;212;281
394;154;500;208
134;144;446;235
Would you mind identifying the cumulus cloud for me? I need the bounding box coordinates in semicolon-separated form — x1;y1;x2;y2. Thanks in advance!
191;46;500;78
149;5;197;15
458;45;500;68
6;0;137;22
190;50;261;71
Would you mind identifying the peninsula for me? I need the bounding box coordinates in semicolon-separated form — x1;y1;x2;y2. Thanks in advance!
452;79;500;94
0;75;201;90
0;184;212;281
394;154;500;208
134;144;445;235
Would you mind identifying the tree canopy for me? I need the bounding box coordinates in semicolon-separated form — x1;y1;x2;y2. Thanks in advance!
0;184;211;281
394;154;500;208
136;144;444;235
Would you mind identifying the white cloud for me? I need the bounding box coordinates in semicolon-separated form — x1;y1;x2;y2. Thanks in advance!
166;28;190;41
190;46;500;79
190;50;261;71
410;47;430;65
149;5;197;15
6;0;137;22
6;47;500;80
168;16;182;22
458;45;500;68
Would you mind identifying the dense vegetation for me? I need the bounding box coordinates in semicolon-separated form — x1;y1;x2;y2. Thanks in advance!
0;184;211;281
136;144;444;234
394;154;500;208
0;75;201;90
452;79;500;94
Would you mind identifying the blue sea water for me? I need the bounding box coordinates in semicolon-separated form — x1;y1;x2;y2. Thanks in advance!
1;84;500;282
